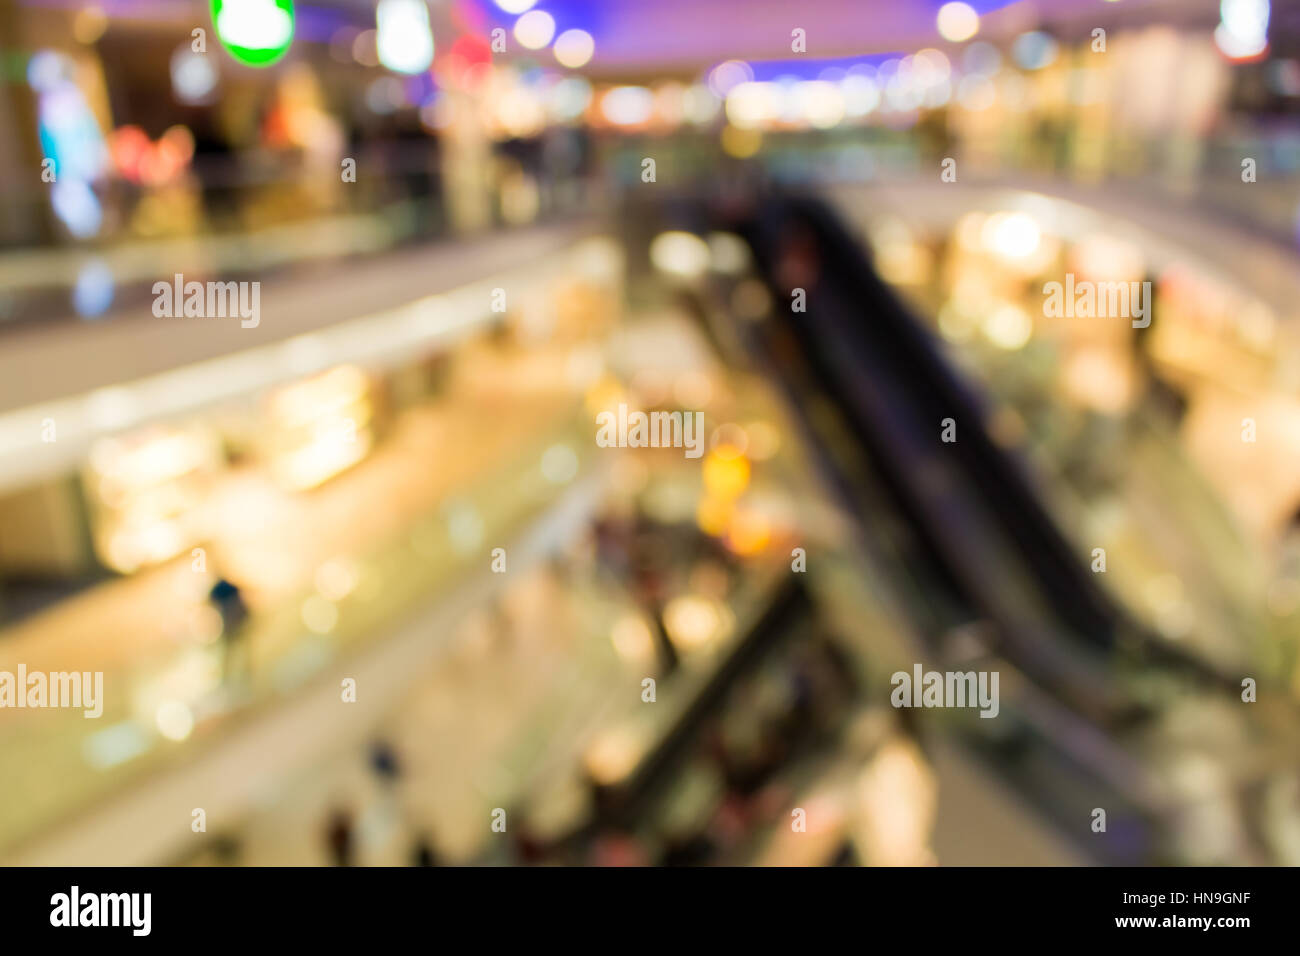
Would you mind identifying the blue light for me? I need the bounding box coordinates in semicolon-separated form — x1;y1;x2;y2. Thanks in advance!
50;179;103;239
73;259;115;318
1011;31;1058;71
743;55;905;85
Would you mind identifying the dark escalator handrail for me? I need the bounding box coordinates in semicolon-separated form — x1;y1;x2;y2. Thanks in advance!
764;197;1121;644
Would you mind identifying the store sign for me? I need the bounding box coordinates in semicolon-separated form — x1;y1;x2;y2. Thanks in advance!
211;0;295;67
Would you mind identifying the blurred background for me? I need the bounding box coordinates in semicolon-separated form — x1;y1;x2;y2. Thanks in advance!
1;0;1299;866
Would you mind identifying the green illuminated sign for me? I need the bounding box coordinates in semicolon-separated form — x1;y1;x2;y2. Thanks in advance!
211;0;295;67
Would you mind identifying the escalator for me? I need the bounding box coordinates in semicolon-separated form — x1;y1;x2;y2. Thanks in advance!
682;193;1300;863
725;195;1244;714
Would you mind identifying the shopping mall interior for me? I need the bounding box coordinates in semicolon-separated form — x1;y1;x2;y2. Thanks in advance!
1;0;1299;867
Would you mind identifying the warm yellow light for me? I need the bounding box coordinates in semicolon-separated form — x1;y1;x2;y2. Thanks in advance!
156;700;195;741
725;81;780;129
720;124;762;158
553;28;594;69
936;2;979;43
1071;233;1144;282
600;85;653;126
662;594;732;653
1061;349;1135;414
584;727;644;785
981;211;1041;261
301;594;339;634
649;231;710;279
794;80;845;129
703;448;751;500
673;369;714;408
955;211;987;251
73;6;109;44
494;86;547;138
268;365;368;428
696;494;733;536
90;427;213;490
913;48;952;82
726;507;772;556
86;424;219;573
280;431;369;490
877;239;932;286
584;377;626;416
610;614;656;664
710;423;749;457
982;303;1033;350
513;9;555;50
315;557;358;602
266;365;374;490
854;737;938;866
744;420;781;460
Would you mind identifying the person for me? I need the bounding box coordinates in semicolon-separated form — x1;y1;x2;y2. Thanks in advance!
367;739;401;786
208;578;250;684
410;833;440;867
325;807;355;866
211;833;242;866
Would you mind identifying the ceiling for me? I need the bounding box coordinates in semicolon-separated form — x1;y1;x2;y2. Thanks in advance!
466;0;1222;73
19;0;1231;76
